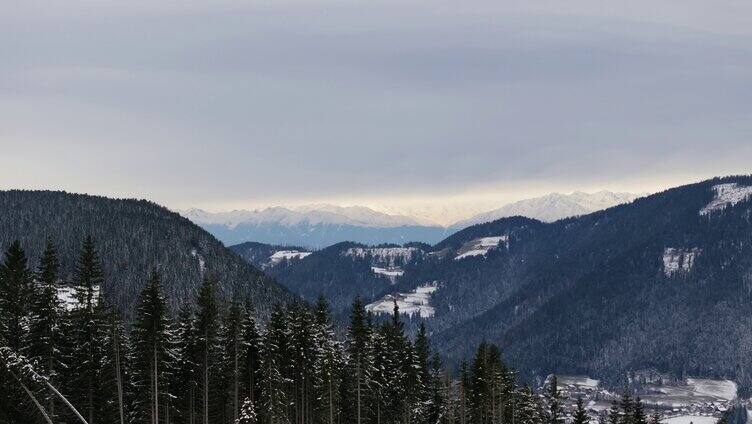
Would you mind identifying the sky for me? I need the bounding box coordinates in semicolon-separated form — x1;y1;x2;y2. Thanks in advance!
2;0;752;221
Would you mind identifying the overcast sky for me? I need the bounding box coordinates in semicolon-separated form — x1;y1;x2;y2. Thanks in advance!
2;0;751;215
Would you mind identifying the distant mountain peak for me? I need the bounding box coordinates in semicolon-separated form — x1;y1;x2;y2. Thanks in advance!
452;190;644;227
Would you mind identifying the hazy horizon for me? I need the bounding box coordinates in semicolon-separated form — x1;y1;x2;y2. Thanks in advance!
3;1;751;218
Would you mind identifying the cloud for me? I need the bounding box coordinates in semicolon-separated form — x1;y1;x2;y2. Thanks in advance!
2;0;751;210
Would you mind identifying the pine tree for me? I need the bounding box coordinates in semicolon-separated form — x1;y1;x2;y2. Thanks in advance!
174;304;200;424
261;305;290;424
620;393;634;424
130;269;175;424
573;396;589;424
220;298;247;423
632;397;647;424
96;301;130;424
0;240;33;351
546;375;563;424
343;298;372;424
236;397;258;424
196;274;221;424
313;298;342;424
67;236;109;424
240;301;262;409
0;241;35;423
26;239;64;421
458;361;470;424
609;402;621;424
414;322;434;423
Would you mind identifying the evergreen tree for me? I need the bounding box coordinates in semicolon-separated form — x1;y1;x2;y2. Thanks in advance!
240;301;262;408
174;304;200;424
0;241;35;423
632;397;647;424
343;298;373;424
313;297;342;424
220;298;248;423
546;375;563;424
0;240;32;351
96;301;130;424
260;305;290;424
573;396;589;424
130;269;175;424
236;397;258;424
515;385;547;424
66;236;110;424
458;361;470;424
609;402;621;424
620;393;634;424
26;240;64;421
196;274;221;424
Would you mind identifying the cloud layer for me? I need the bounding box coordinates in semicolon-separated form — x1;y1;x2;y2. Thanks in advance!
2;0;751;210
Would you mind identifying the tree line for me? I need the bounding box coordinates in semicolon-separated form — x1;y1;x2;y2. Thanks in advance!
0;237;708;424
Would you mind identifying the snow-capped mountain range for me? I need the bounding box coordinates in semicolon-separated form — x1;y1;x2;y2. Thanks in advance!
180;204;433;229
452;190;644;228
180;191;642;246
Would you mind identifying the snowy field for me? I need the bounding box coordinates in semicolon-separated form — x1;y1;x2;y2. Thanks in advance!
557;375;600;389
663;247;701;276
641;378;737;408
700;183;752;215
269;250;311;264
454;236;509;260
345;247;420;265
366;284;438;318
371;266;404;282
662;415;717;424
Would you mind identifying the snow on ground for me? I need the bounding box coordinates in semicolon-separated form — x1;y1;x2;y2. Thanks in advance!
454;235;509;260
557;375;600;389
641;378;736;408
372;266;404;277
57;285;100;311
700;183;752;215
269;250;312;264
366;284;438;318
663;248;701;276
662;415;717;424
685;378;737;402
345;247;420;265
190;249;206;275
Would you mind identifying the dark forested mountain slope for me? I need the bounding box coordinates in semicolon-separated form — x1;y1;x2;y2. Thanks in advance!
0;190;291;319
229;241;310;268
432;176;752;390
234;175;752;391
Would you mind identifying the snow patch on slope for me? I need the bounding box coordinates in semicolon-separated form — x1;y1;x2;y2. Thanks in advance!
191;249;206;275
455;236;509;260
700;183;752;215
344;247;420;266
366;284;438;318
269;250;311;264
663;248;701;276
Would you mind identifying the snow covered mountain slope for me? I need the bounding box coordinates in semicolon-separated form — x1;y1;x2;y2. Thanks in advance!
452;191;643;227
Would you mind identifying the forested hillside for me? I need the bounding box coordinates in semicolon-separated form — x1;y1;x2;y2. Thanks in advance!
0;238;562;424
0;190;291;319
241;176;752;392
